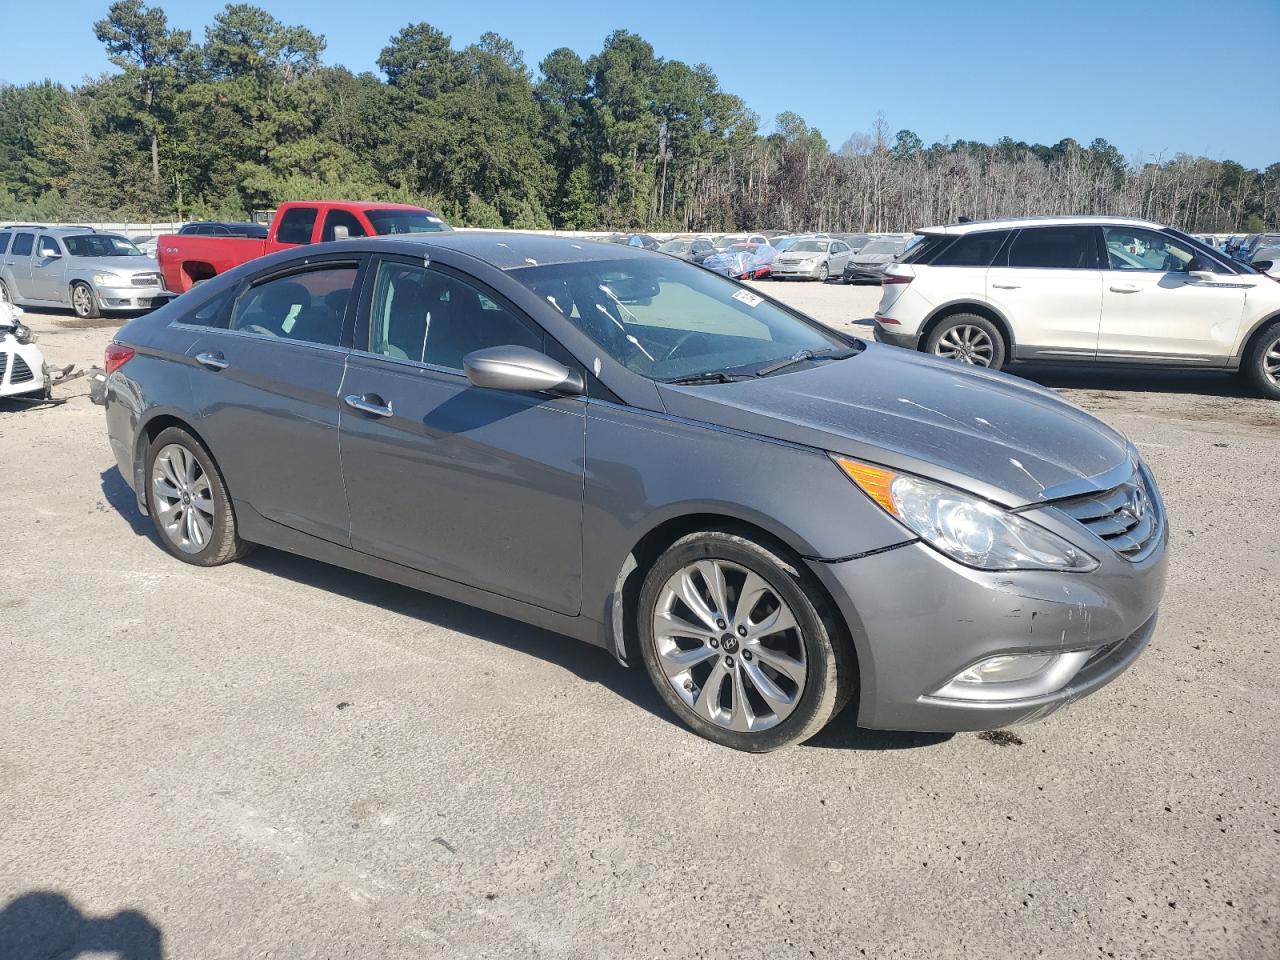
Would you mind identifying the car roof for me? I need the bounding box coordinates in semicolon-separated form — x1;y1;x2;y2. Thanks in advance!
918;215;1166;236
44;226;114;236
355;232;660;270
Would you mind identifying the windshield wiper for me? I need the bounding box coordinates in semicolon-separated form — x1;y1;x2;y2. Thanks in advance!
754;348;852;377
665;371;753;385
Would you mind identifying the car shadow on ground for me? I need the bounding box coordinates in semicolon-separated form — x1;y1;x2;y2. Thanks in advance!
1006;363;1256;398
0;892;162;960
99;475;951;753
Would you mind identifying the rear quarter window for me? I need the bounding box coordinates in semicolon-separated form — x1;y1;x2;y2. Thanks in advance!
899;234;953;265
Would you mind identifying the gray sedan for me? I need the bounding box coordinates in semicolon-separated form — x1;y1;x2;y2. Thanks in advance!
101;234;1167;751
842;238;909;282
0;227;171;317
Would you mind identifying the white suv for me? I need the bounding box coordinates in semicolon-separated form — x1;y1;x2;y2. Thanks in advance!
874;216;1280;399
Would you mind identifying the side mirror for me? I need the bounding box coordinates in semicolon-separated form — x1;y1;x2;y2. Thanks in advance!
331;225;349;240
463;345;584;396
1253;260;1274;272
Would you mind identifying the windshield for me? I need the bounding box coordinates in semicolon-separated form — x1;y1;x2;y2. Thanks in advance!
63;234;143;257
512;257;848;381
790;240;828;253
858;240;897;256
366;209;452;235
659;240;692;253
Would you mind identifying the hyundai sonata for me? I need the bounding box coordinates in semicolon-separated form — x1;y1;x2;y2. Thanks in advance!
101;234;1167;751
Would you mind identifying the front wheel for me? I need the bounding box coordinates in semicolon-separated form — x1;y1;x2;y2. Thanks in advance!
637;530;855;752
70;281;100;319
144;426;252;566
924;313;1007;370
817;264;829;282
1244;321;1280;400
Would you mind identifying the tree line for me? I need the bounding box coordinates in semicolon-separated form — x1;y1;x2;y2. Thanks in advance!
1;1;1277;233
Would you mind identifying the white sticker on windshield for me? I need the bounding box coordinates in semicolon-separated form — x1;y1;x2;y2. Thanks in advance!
732;289;763;308
426;216;444;224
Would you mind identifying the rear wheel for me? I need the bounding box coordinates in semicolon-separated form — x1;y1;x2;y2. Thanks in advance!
1244;321;1280;400
144;426;252;566
70;281;100;319
924;313;1007;370
637;530;854;752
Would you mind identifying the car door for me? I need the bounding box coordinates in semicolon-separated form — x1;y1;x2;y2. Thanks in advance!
4;232;36;300
1096;226;1247;363
339;254;586;616
987;225;1103;359
29;234;67;302
829;241;851;273
183;257;364;545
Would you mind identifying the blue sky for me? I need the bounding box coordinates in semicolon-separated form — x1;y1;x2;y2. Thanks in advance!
4;0;1278;169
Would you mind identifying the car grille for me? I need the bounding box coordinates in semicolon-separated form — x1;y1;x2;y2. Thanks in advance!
10;354;34;384
0;352;8;382
1055;470;1159;561
131;273;162;287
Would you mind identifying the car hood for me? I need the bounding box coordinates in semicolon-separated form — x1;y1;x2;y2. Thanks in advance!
852;253;894;264
657;342;1133;507
72;256;162;274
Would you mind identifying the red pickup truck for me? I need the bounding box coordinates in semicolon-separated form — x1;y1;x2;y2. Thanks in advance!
157;201;451;293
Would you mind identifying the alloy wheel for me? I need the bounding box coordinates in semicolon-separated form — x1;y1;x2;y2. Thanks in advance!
652;559;807;732
72;285;93;318
151;443;215;554
934;324;995;367
1264;334;1280;388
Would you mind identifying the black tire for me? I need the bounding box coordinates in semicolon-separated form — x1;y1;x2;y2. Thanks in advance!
637;529;856;752
1243;321;1280;400
70;281;101;319
0;278;12;304
144;426;253;566
923;312;1007;370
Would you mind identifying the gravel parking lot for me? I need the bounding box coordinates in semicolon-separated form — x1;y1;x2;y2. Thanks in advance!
2;279;1277;959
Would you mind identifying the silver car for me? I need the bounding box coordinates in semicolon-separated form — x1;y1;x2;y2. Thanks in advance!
101;234;1167;751
771;238;854;281
0;227;171;318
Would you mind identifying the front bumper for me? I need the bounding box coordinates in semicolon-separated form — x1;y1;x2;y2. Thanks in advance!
843;264;887;281
0;338;47;398
809;525;1168;731
771;262;822;278
97;283;173;311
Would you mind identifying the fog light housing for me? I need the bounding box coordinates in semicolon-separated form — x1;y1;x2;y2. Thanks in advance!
956;654;1057;685
930;649;1095;702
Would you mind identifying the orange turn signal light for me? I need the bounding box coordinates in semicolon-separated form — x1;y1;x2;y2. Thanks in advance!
832;456;899;516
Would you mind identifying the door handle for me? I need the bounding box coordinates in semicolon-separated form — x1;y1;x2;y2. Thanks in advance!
195;351;229;370
992;282;1021;289
1109;283;1142;293
344;394;393;417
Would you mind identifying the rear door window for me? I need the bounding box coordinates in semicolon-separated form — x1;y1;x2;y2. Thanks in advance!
11;232;34;257
274;207;319;245
1006;226;1098;269
930;230;1011;267
229;265;359;346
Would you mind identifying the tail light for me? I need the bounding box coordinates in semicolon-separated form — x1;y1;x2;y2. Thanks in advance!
104;342;135;375
882;273;913;285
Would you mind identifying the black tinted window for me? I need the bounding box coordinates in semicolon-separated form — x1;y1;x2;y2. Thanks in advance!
369;261;541;370
0;232;11;255
1007;227;1096;269
321;209;367;242
182;289;234;327
899;234;952;264
11;233;34;257
230;266;357;346
931;230;1010;267
275;207;318;245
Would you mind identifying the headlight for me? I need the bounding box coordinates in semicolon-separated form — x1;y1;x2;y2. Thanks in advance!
93;272;121;285
833;456;1098;572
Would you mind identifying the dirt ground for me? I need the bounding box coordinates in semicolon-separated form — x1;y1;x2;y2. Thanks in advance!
1;281;1277;959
